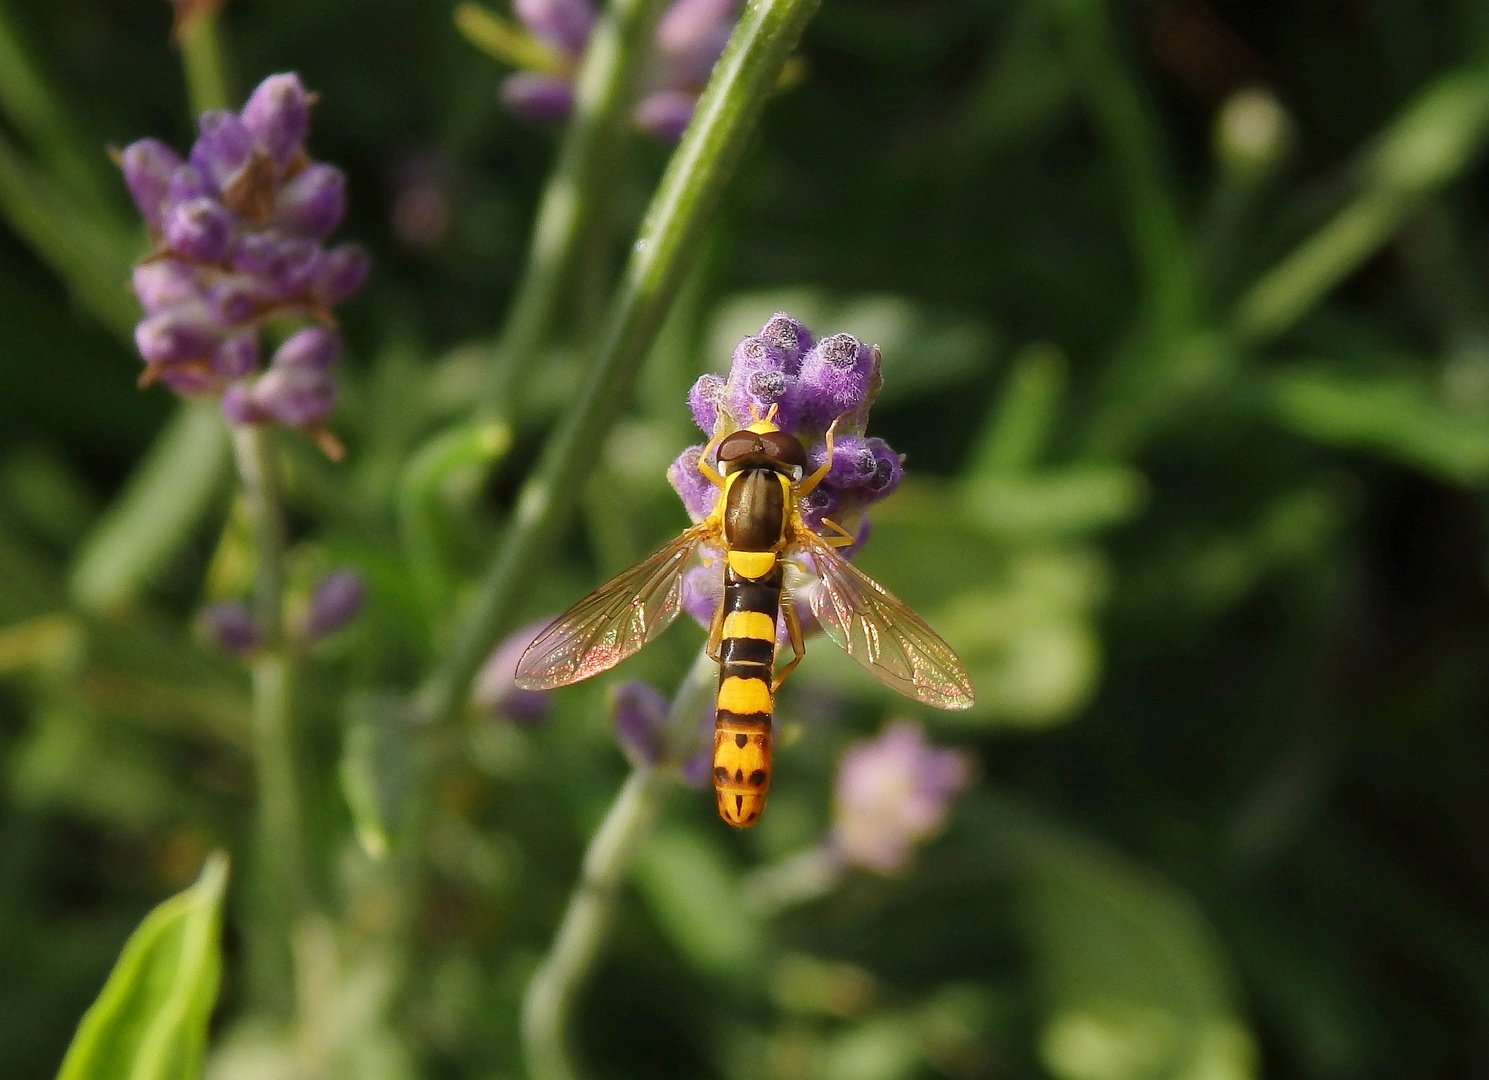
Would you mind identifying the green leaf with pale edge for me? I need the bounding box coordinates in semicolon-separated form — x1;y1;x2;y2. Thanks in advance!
56;853;228;1080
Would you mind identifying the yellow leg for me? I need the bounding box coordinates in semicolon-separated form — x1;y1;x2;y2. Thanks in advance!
796;417;840;498
706;595;726;662
772;596;806;691
819;516;856;548
696;424;729;487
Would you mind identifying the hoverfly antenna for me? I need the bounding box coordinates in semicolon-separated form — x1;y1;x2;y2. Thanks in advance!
764;403;780;425
748;401;761;421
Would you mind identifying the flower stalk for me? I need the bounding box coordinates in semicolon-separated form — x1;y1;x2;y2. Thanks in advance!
416;0;822;728
521;650;714;1080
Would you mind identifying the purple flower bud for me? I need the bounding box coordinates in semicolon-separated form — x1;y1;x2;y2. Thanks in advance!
656;0;736;83
274;325;341;370
725;334;797;425
311;243;370;306
634;90;697;142
831;721;972;874
199;600;257;655
612;680;669;769
158;363;217;396
251;357;338;427
475;620;553;723
135;305;219;364
304;569;366;639
190;110;255;190
688;373;726;433
792;334;876;432
514;0;597;55
221;383;268;424
212;333;259;378
230;232;324;301
241;73;311;166
759;313;813;364
501;72;576;123
796;484;840;531
204;277;260;324
274;163;345;239
667;445;719;522
120;139;182;231
807;434;879;490
132;260;201;314
864;437;903;498
164;197;235;262
166;164;213;207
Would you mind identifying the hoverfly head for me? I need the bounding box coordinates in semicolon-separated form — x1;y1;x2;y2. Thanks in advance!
716;412;808;478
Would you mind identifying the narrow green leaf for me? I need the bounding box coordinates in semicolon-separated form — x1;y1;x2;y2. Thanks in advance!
633;824;764;977
56;853;229;1080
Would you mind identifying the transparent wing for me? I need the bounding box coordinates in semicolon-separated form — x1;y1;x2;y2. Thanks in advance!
514;523;714;690
795;528;975;710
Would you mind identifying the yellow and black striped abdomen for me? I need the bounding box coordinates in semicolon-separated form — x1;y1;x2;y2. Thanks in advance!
713;563;782;827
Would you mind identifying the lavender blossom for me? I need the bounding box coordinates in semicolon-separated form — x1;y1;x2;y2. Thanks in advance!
830;721;972;874
476;621;554;723
611;680;670;768
198;600;257;656
496;0;740;141
668;313;901;630
303;569;366;640
118;72;367;450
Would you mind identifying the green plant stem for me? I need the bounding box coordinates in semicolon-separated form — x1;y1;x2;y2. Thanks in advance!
521;651;713;1080
481;0;665;415
522;769;668;1080
415;0;821;727
177;4;231;113
231;425;310;1005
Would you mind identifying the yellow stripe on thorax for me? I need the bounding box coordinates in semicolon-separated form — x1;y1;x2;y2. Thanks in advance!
727;549;777;578
722;610;776;641
717;675;772;716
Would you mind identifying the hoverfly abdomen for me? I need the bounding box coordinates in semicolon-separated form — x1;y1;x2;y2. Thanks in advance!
712;561;782;827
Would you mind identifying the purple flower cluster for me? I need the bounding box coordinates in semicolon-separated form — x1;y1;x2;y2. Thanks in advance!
830;721;972;874
668;313;903;635
501;0;738;141
121;73;368;451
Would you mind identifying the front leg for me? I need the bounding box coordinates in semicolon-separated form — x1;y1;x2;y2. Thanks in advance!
706;592;726;662
795;416;841;498
819;515;856;549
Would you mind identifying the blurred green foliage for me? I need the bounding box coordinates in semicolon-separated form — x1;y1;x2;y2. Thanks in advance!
2;0;1489;1078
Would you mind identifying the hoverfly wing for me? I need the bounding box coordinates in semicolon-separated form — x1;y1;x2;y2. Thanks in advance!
795;529;975;710
514;523;714;691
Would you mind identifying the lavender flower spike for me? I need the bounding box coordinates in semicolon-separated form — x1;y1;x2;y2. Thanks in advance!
476;620;554;724
831;721;972;874
119;71;367;454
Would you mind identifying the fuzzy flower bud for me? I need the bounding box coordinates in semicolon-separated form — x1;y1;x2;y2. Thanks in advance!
634;91;697;142
241;73;311;166
135;305;219;365
250;353;338;427
274;163;346;239
831;721;972;874
514;0;597;55
612;680;670;768
190;110;255;190
313;244;371;306
501;72;577;123
791;334;877;432
303;569;366;639
198;600;257;655
120;139;182;231
165;197;235;262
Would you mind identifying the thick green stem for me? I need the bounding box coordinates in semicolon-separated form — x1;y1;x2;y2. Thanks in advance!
482;0;664;414
231;425;310;1006
521;651;713;1080
416;0;821;727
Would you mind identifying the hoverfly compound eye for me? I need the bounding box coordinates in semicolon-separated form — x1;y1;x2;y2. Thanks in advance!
759;431;808;470
717;430;760;464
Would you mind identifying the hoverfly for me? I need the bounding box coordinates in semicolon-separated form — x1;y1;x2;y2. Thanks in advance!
514;408;975;827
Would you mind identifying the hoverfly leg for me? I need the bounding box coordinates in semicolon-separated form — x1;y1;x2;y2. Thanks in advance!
796;417;841;498
819;515;856;549
772;595;806;692
706;596;726;663
697;424;730;487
